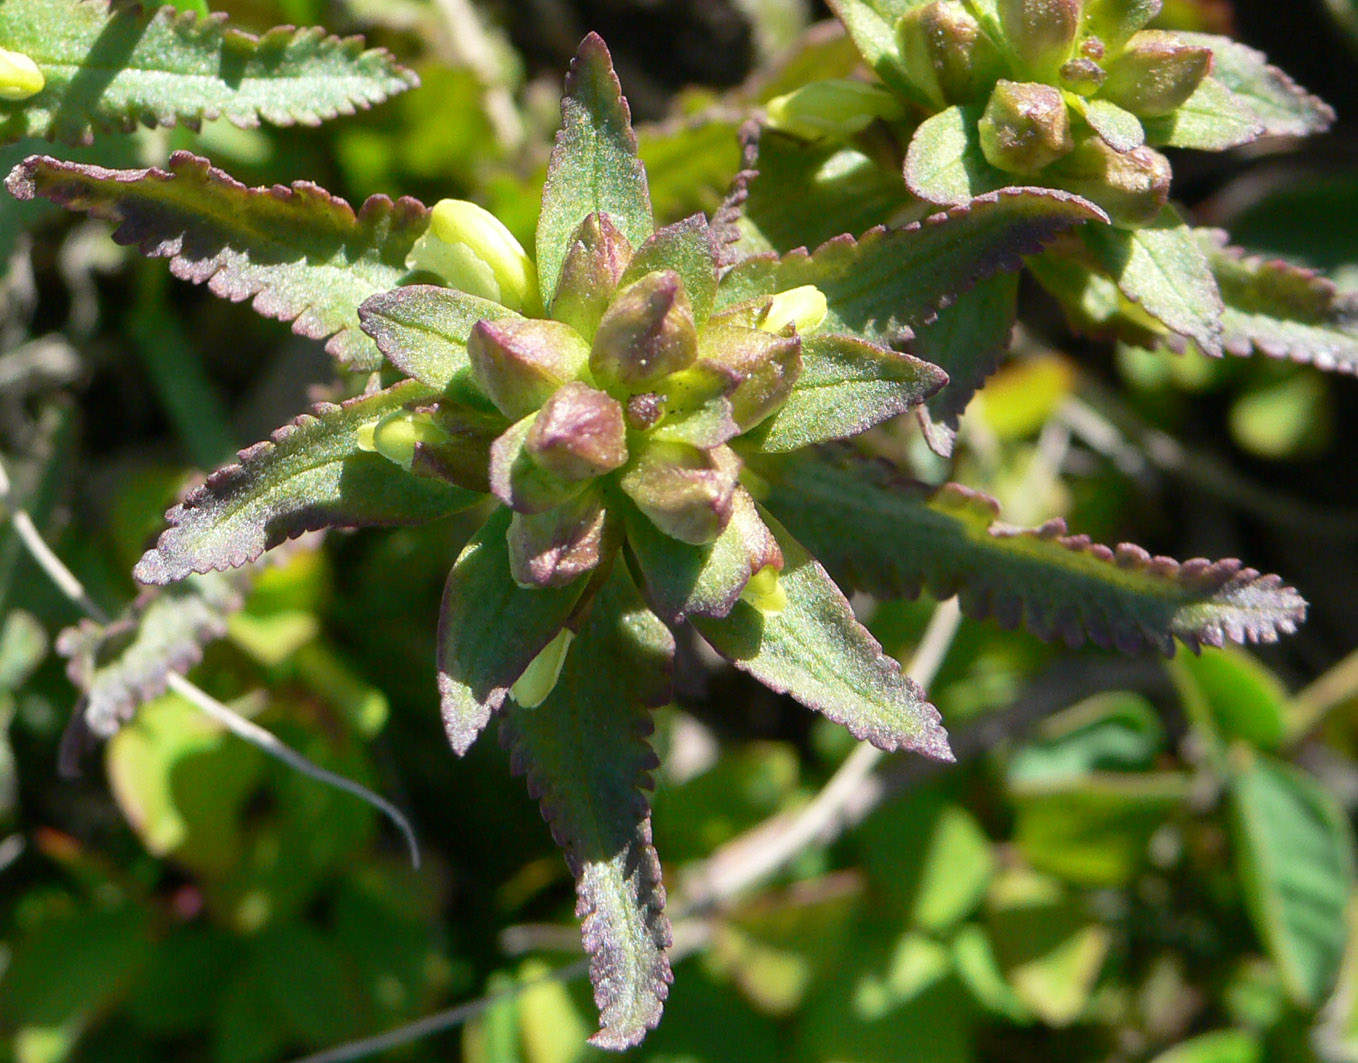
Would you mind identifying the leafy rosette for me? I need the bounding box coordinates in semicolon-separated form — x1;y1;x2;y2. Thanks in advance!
743;0;1343;451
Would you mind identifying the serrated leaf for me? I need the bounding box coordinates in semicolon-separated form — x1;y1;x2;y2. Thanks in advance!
761;451;1307;653
1178;33;1334;138
56;573;244;740
910;271;1020;456
749;332;947;452
358;284;521;390
1142;77;1262;150
6;152;429;369
500;564;674;1049
1198;230;1358;375
904;105;1006;206
538;33;653;310
134;381;478;584
0;0;416;145
437;507;592;755
693;510;952;759
1230;752;1356;1006
718;188;1102;347
1082;208;1224;357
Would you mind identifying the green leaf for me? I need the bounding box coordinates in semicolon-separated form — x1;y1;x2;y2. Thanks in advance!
1148;1030;1262;1063
1178;33;1334;138
904;105;1006;205
500;564;675;1049
1171;645;1288;751
1142;77;1262;150
1082;99;1145;152
359;284;522;390
620;214;719;327
1007;692;1166;783
749;332;947;452
538;33;653;310
134;381;478;584
761;451;1307;653
1230;751;1356;1006
911;271;1020;456
824;0;920;99
1199;230;1358;375
56;572;244;741
1082;208;1224;357
0;0;415;145
693;510;952;759
718;187;1102;347
6;152;430;370
436;507;592;755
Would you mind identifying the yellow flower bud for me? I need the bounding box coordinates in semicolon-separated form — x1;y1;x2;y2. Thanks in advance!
765;79;905;140
359;410;452;471
406;199;542;315
0;47;44;101
511;628;575;707
759;285;827;335
740;565;787;616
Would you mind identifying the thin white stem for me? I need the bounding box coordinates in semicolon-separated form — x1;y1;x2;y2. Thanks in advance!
0;457;420;867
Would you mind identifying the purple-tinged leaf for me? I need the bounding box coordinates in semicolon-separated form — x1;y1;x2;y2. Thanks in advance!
134;381;477;584
1141;77;1262;150
624;486;781;624
749;332;947;452
508;490;614;588
1178;33;1334;139
0;0;416;146
904;104;1007;206
1082;100;1146;153
620;443;740;546
438;507;594;755
57;573;245;742
693;511;952;760
500;564;674;1048
1199;230;1358;375
6;152;427;370
763;451;1308;654
358;284;521;390
1082;208;1224;357
620;215;720;327
538;33;653;310
716;189;1103;347
911;272;1020;457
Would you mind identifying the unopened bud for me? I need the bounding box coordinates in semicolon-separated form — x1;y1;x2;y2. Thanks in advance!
620;442;740;545
511;628;575;707
358;409;451;472
765;79;905;140
508;492;609;589
0;47;43;100
591;270;698;388
896;1;1001;106
739;565;787;616
1051;138;1171;225
406;199;542;315
551;213;633;340
760;285;827;335
998;0;1082;72
979;81;1074;174
692;323;802;432
524;382;628;481
1098;31;1212;117
468;318;590;420
1059;57;1106;95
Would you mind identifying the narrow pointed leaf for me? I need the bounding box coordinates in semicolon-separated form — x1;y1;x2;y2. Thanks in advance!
1082;208;1224;357
1199;230;1358;375
538;33;653;309
748;332;947;452
620;215;719;327
1178;33;1334;138
500;565;674;1048
437;507;592;755
8;153;428;370
1230;752;1355;1006
0;0;416;145
911;272;1020;456
717;189;1102;347
134;381;477;584
1141;77;1262;150
762;451;1307;653
359;284;521;391
693;511;952;759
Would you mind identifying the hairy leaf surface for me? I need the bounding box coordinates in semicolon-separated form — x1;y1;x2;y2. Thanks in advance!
904;105;1006;206
694;512;952;759
0;0;415;145
437;507;591;755
501;565;674;1048
134;381;477;584
1179;33;1334;138
1141;77;1262;150
763;452;1307;653
359;284;520;389
538;33;653;309
6;152;428;369
621;215;719;327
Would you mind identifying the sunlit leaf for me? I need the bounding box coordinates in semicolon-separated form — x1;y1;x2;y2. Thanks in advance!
1179;33;1335;138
